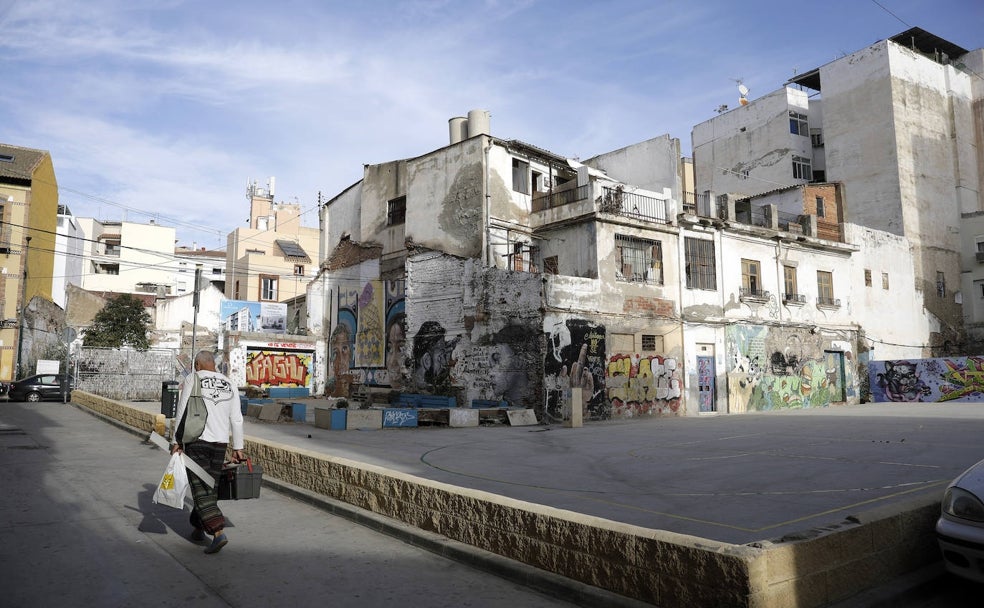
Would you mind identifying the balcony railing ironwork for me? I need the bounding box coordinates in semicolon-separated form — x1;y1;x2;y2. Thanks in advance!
783;293;807;304
817;296;841;307
739;286;771;300
531;183;591;212
683;191;713;216
600;186;669;225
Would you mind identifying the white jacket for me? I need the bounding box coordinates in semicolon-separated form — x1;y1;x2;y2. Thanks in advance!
173;370;244;450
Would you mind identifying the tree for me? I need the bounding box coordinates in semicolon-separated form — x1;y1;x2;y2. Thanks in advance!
83;294;152;350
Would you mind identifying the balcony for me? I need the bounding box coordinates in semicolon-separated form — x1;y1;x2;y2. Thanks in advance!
600;186;669;225
739;286;771;303
783;293;807;305
683;191;713;217
531;182;591;212
817;296;841;308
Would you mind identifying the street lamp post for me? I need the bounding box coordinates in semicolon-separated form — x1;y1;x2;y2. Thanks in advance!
16;235;31;379
191;263;202;360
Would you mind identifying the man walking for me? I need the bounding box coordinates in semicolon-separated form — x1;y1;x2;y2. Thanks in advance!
171;350;245;554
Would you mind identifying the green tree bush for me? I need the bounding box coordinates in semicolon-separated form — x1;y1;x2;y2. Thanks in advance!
83;294;151;350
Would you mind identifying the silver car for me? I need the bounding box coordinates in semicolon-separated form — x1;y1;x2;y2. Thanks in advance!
937;457;984;583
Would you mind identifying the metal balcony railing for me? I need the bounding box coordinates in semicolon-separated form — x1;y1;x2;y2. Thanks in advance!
739;286;770;300
683;191;713;216
600;186;669;225
817;296;841;307
531;183;591;212
783;293;807;304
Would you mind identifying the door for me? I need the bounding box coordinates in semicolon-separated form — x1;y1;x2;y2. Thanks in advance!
824;351;846;403
697;355;716;412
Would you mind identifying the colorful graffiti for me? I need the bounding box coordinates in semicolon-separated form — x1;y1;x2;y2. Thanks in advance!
727;325;849;410
245;351;312;387
331;279;406;393
606;354;681;416
545;319;607;421
870;357;984;403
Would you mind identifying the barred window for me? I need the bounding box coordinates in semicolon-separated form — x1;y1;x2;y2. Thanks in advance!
387;196;406;226
685;237;716;290
615;235;663;284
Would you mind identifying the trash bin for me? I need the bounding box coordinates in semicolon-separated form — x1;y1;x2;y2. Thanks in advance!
161;381;180;418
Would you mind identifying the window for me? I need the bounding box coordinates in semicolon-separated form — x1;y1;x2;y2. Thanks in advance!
937;271;946;298
817;270;835;305
784;265;798;297
810;129;824;148
977;240;984;253
741;259;762;295
512;158;530;194
882;272;889;290
387;196;406;226
513;242;525;272
815;196;826;218
610;333;634;353
864;269;872;287
103;239;121;257
789;111;809;136
260;275;278;301
615;235;663;284
212;267;222;275
685;237;716;290
543;256;558;275
294;264;305;277
94;263;119;275
234;280;241;300
641;334;662;352
0;154;13;163
792;156;812;180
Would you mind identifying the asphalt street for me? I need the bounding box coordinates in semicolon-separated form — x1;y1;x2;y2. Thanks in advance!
0;402;586;608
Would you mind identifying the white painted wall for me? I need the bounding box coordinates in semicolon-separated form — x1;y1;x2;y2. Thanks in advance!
53;212;84;308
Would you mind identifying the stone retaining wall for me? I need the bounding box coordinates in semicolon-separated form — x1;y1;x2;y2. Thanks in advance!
74;390;940;607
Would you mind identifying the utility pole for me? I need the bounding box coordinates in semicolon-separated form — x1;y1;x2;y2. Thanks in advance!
16;235;31;379
191;263;202;361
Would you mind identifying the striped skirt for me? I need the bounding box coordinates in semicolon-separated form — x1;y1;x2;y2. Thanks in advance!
184;441;228;534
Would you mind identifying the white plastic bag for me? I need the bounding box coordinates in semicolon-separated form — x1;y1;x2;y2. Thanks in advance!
153;453;189;509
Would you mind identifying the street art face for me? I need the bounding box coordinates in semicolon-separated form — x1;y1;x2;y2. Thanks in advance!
245;351;311;388
412;321;459;394
333;279;406;389
355;282;384;367
606;354;681;416
544;319;607;421
385;313;407;390
330;323;353;380
875;361;929;402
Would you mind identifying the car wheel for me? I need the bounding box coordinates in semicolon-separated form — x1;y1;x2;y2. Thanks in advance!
25;392;42;403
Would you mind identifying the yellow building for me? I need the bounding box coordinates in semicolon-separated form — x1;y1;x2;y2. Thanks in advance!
225;178;320;303
0;144;58;381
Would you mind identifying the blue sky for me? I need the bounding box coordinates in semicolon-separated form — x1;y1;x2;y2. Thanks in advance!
2;0;982;249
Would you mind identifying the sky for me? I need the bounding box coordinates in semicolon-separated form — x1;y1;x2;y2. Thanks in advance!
2;0;982;251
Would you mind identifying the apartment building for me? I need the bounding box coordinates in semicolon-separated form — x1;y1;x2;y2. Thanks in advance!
76;218;177;297
693;27;984;357
54;204;84;309
225;178;320;305
0;143;59;380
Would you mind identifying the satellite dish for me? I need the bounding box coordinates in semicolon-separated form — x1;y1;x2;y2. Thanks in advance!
738;84;749;96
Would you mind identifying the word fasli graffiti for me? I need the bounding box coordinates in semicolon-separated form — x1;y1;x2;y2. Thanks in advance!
246;351;311;388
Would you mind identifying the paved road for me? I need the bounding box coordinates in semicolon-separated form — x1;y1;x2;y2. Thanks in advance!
0;402;585;608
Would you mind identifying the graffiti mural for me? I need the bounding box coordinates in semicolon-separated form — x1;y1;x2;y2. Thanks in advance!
245;350;312;388
331;280;406;392
726;325;850;410
412;321;460;394
544;319;607;421
606;354;681;416
869;357;984;403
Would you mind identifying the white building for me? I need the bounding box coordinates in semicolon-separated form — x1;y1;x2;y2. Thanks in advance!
174;245;226;295
76;218;178;296
693;27;984;356
53;204;84;308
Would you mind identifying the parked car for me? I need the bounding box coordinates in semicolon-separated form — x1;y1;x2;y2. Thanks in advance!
6;374;75;402
937;457;984;583
0;381;8;399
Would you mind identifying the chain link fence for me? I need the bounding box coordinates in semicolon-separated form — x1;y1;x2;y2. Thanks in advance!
74;347;182;402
